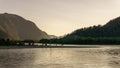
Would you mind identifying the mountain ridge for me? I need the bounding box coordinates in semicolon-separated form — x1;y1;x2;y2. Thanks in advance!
40;16;120;44
0;13;51;40
65;16;120;38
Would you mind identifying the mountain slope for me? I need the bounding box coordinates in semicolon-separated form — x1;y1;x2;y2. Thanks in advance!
40;16;120;44
65;16;120;38
0;13;50;40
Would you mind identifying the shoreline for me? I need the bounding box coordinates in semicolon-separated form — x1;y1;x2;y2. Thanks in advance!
0;45;101;49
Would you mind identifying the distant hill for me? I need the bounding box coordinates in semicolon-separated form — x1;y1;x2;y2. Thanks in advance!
49;35;57;39
39;16;120;44
40;16;120;45
65;16;120;38
0;13;51;40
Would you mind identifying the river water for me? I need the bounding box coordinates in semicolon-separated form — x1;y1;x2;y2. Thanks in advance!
0;45;120;68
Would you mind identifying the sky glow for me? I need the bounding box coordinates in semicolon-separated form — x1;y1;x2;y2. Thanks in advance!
0;0;120;36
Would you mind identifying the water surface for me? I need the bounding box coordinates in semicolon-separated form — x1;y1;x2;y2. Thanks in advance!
0;45;120;68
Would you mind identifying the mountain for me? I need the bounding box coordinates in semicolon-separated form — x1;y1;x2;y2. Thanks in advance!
65;16;120;38
40;16;120;44
0;13;50;40
49;35;57;39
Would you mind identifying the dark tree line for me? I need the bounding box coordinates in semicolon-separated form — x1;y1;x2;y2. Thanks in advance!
0;39;35;46
40;37;120;45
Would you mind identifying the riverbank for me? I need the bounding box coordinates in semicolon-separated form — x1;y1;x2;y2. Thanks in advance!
0;45;101;49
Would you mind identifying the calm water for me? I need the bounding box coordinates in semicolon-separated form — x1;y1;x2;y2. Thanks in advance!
0;45;120;68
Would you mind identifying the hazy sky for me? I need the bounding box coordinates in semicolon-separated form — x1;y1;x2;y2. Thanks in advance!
0;0;120;36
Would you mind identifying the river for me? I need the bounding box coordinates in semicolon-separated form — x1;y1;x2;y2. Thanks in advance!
0;45;120;68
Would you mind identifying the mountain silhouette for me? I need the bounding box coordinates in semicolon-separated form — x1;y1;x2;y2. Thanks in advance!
0;13;50;40
65;16;120;38
39;16;120;44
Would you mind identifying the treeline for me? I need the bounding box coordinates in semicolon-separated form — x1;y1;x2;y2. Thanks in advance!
0;39;35;46
40;37;120;45
1;37;120;46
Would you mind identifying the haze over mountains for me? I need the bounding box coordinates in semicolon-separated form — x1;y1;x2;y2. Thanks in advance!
0;13;52;40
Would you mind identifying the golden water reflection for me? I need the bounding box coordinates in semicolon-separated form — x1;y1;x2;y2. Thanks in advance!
0;46;120;68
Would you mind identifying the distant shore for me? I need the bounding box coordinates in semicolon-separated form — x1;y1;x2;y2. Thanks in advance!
0;45;101;49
